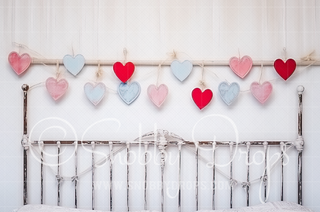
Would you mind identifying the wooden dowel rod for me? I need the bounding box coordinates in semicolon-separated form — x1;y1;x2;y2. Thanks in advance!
31;58;320;66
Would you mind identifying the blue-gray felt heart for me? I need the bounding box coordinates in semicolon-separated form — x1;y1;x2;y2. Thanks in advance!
170;60;193;82
118;82;141;105
218;82;240;105
63;54;85;76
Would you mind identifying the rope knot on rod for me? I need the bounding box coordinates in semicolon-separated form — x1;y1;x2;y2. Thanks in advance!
301;51;316;61
71;176;79;183
230;179;238;188
241;182;251;190
56;175;64;183
199;80;206;87
167;50;178;60
260;175;268;186
21;135;29;150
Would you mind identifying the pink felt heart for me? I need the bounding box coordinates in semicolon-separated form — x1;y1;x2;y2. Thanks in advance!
8;51;32;75
274;58;296;80
46;77;69;101
147;84;168;108
229;56;253;78
250;81;273;104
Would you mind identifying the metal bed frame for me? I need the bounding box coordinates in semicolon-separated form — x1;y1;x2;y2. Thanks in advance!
21;84;305;212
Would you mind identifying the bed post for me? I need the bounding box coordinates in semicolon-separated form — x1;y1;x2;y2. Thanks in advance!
158;130;168;212
296;85;304;205
21;84;29;205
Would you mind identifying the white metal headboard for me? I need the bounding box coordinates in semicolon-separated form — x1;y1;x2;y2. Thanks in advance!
20;84;305;211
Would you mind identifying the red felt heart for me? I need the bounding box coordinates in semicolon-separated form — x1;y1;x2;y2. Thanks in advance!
192;88;213;110
8;51;32;75
113;62;135;83
274;59;296;80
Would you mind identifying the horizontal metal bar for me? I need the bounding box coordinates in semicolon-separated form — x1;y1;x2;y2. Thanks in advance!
31;58;320;66
31;140;294;146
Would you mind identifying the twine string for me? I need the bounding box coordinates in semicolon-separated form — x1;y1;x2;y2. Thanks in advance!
283;47;287;61
259;63;264;84
12;42;46;59
123;48;127;63
56;61;61;80
295;51;319;74
29;82;45;90
199;61;206;89
156;64;162;87
96;61;103;81
167;50;178;60
283;0;287;55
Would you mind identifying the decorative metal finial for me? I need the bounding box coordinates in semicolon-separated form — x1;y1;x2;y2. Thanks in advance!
297;85;304;94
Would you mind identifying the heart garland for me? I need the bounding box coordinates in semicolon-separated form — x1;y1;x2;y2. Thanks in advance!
113;62;135;83
118;82;141;105
191;88;213;110
84;82;106;106
170;60;193;82
274;59;296;80
250;81;273;104
6;50;297;107
147;84;168;108
218;82;240;106
63;54;85;76
45;77;69;101
8;51;32;75
229;56;253;79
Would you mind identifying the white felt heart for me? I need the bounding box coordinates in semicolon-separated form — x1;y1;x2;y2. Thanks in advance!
63;54;85;76
170;60;193;82
147;84;168;108
218;82;240;106
118;82;141;105
84;82;106;106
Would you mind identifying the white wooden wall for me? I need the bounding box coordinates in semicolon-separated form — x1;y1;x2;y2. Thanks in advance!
0;0;319;211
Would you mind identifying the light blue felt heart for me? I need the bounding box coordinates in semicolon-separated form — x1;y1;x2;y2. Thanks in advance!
218;82;240;106
84;82;106;106
170;60;193;82
118;82;141;105
63;54;85;76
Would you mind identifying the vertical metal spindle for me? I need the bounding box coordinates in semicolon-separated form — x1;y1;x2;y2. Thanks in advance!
297;86;304;138
40;141;44;204
126;142;130;212
23;146;28;205
246;142;250;206
91;141;95;210
178;143;182;212
212;142;216;210
74;141;78;208
57;141;61;206
109;141;113;211
161;163;165;212
297;151;302;205
195;144;199;211
280;141;284;201
21;84;29;205
297;85;304;205
229;142;233;209
263;141;268;203
144;142;148;210
21;84;29;136
158;131;168;212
